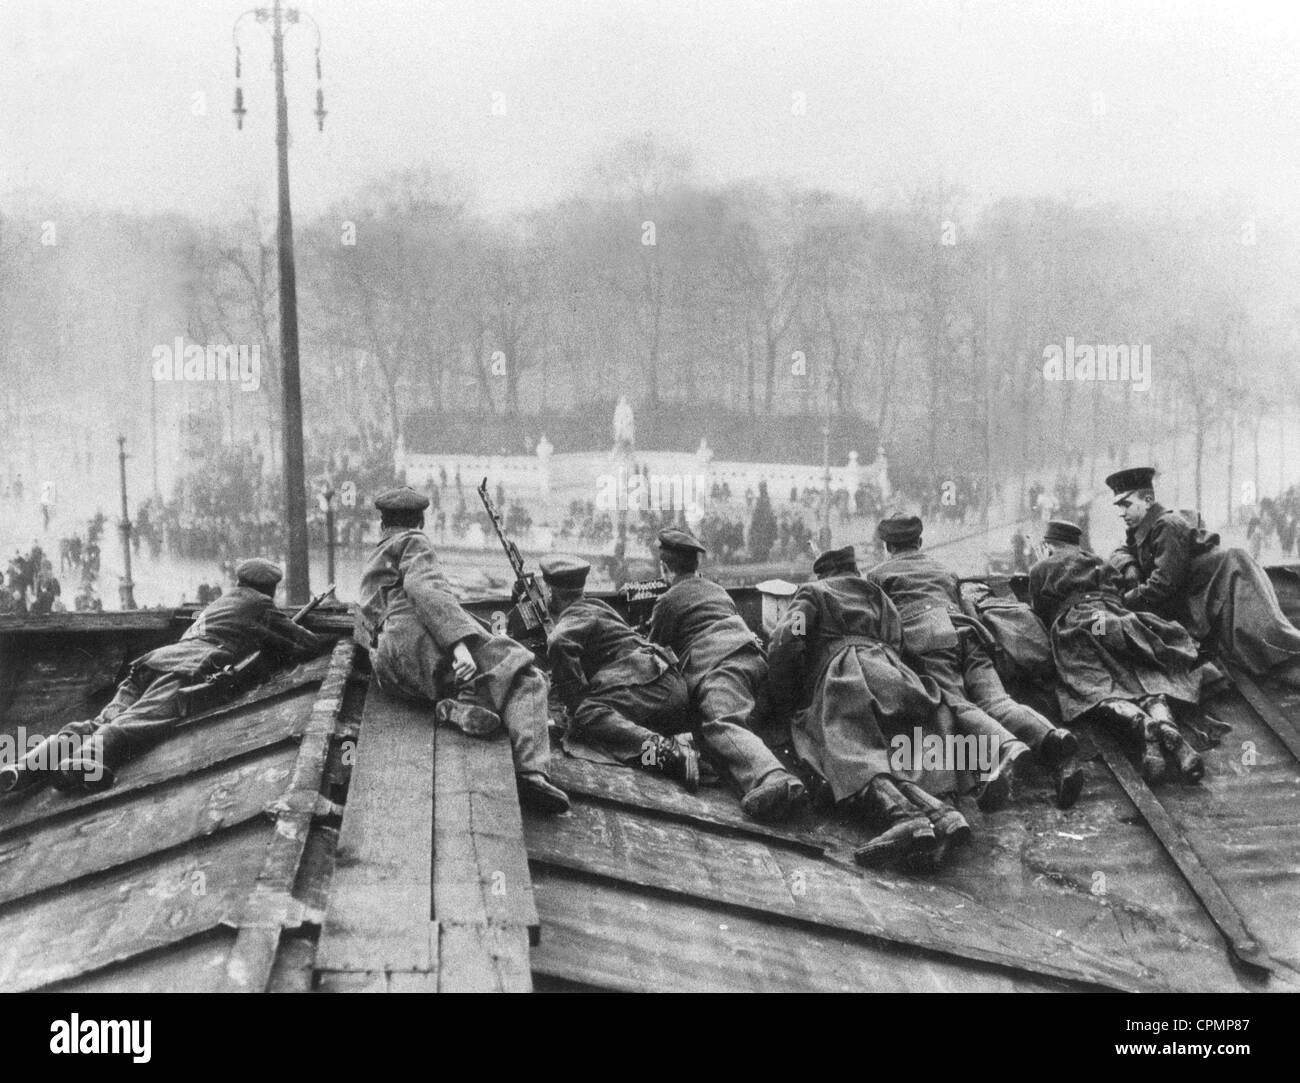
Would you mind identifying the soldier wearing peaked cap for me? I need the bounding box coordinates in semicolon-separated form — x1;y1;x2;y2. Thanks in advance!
647;528;807;822
866;514;1084;810
1;558;325;796
540;554;700;792
355;485;569;813
1107;467;1300;686
1029;518;1209;784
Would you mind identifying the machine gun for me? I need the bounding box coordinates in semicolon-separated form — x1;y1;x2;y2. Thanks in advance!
477;478;554;638
177;584;336;702
620;577;670;634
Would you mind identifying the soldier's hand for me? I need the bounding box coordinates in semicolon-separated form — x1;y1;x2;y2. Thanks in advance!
451;641;478;684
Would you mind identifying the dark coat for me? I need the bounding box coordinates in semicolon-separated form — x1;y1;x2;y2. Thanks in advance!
355;527;533;709
1111;504;1300;676
547;596;678;711
648;575;762;689
765;575;957;802
139;584;322;678
1029;546;1203;720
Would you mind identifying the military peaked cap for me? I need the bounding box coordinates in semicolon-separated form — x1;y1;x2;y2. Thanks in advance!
1043;519;1082;546
539;554;591;590
876;513;922;546
1105;467;1156;501
235;558;284;588
374;486;430;513
657;527;706;554
812;545;857;577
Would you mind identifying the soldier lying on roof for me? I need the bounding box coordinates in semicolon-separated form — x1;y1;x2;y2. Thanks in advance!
764;545;975;870
0;558;325;796
1031;519;1208;784
1106;466;1300;687
646;527;807;823
866;512;1084;809
354;486;569;814
541;554;700;792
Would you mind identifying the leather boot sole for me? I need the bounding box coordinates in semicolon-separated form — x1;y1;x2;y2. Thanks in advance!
854;817;937;868
436;698;502;738
741;773;807;823
1157;725;1204;783
54;758;116;795
1054;762;1085;809
517;775;570;815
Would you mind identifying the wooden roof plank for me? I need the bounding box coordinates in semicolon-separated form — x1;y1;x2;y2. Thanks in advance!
0;746;296;906
437;922;532;992
524;800;1162;992
529;865;1068;993
433;723;539;931
0;821;269;992
222;641;358;992
315;685;438;977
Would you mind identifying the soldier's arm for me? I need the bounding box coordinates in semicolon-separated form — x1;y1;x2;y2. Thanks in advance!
646;591;673;647
545;622;589;710
397;535;485;650
262;607;327;659
763;597;812;720
1123;517;1189;610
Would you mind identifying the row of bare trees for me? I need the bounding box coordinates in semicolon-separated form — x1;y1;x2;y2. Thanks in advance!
2;136;1297;511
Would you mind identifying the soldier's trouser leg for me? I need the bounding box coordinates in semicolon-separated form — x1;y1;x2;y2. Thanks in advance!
79;672;187;769
572;674;690;763
960;645;1055;748
498;668;554;781
691;651;785;795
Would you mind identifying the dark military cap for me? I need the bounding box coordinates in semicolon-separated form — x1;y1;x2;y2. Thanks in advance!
812;545;857;577
876;513;922;546
1043;519;1082;546
235;558;283;588
1105;467;1156;502
539;554;591;590
657;527;706;554
374;486;430;513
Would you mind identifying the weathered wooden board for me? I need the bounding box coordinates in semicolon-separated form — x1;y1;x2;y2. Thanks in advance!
315;687;437;976
548;753;826;856
433;723;538;930
529;865;1067;993
223;641;357;992
437;922;531;993
524;800;1162;992
47;931;238;993
0;688;316;836
0;746;295;905
0;821;269;992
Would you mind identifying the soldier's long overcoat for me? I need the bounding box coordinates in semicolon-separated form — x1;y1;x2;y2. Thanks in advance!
765;575;959;802
1030;545;1204;720
355;527;534;710
1110;504;1300;677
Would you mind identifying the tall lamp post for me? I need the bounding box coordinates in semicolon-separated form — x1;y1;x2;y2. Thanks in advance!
233;0;327;604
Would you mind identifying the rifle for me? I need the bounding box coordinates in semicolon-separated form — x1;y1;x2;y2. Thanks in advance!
477;478;553;637
178;584;336;701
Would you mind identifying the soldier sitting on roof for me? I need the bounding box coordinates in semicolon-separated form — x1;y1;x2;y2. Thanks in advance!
765;545;972;869
647;527;807;822
1106;467;1300;688
1031;519;1207;784
541;554;699;792
0;559;325;796
867;513;1084;809
354;487;569;814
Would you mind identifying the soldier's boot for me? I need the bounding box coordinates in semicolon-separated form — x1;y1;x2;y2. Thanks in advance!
973;738;1032;813
1100;698;1166;785
1038;727;1084;809
516;773;570;815
644;734;700;794
55;727;127;795
852;777;937;868
740;769;807;823
0;732;80;795
1142;695;1204;783
436;697;502;738
896;779;970;868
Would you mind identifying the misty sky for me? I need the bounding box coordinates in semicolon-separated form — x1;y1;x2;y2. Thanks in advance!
3;0;1299;223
